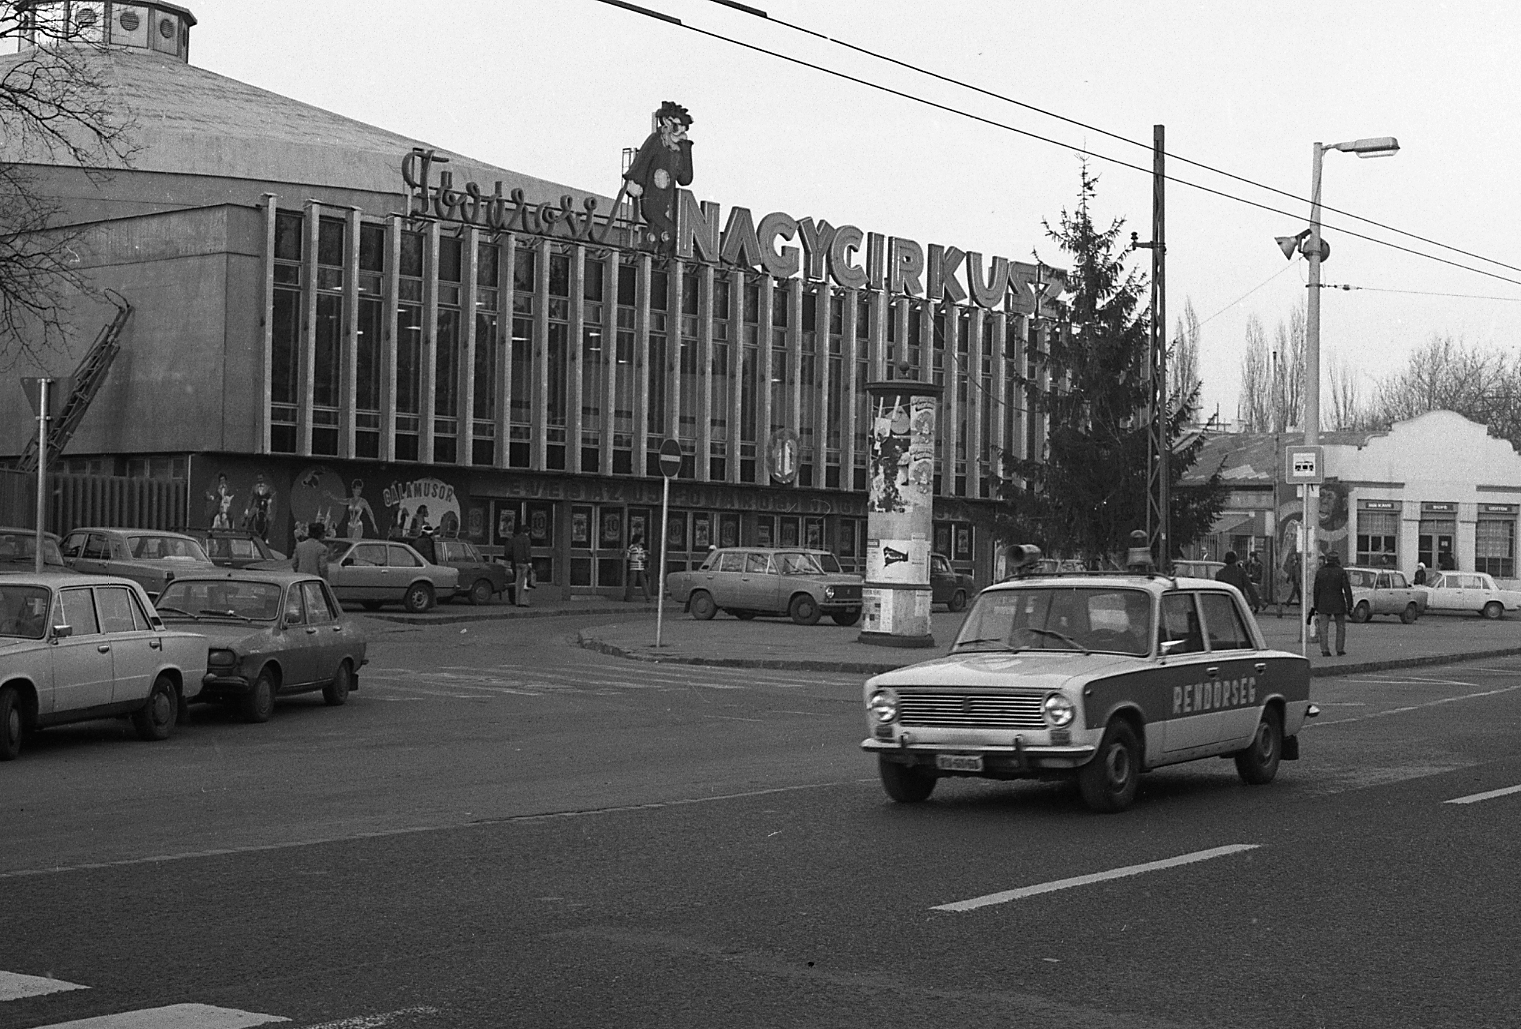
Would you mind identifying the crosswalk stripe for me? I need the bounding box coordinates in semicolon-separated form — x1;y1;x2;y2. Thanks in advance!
28;1004;288;1028
0;970;87;1001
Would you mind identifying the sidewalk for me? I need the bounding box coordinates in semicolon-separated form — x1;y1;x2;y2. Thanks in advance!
574;603;1521;678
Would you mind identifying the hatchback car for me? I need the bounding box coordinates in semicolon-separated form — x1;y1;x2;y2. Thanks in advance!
0;573;208;760
861;570;1313;812
60;527;217;598
667;547;864;625
320;539;459;612
173;527;288;568
0;527;64;571
155;571;367;723
930;553;976;612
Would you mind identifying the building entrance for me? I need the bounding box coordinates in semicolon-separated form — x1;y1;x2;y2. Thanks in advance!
1419;523;1456;571
569;504;628;592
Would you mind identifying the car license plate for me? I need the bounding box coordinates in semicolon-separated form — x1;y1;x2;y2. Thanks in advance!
936;753;983;773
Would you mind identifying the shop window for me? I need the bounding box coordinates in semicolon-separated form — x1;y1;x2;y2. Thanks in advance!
1477;518;1515;578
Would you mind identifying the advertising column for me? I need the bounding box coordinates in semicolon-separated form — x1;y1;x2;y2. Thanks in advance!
859;380;942;648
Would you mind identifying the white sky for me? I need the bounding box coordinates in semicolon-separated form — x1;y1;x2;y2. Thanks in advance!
185;0;1521;423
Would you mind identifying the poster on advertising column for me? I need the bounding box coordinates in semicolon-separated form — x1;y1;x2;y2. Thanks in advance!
865;536;930;585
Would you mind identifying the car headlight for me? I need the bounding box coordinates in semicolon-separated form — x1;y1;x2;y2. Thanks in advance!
1043;693;1076;728
208;648;238;668
824;586;836;599
867;689;898;723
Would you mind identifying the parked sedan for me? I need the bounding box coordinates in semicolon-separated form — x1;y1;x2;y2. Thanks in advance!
667;547;863;625
154;571;367;723
0;527;64;571
173;527;287;568
320;539;459;612
1345;566;1427;623
0;573;207;760
1417;571;1521;619
60;527;217;598
405;535;510;605
930;553;976;612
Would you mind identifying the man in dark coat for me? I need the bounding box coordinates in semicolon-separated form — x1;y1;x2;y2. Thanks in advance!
1312;551;1356;657
623;101;693;251
1215;551;1261;612
510;528;532;608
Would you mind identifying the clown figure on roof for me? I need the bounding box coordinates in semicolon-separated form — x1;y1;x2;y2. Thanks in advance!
623;101;694;252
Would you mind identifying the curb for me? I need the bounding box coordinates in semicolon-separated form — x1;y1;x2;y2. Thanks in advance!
372;605;651;627
576;631;1521;679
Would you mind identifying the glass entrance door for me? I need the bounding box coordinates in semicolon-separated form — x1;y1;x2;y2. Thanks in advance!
569;504;626;591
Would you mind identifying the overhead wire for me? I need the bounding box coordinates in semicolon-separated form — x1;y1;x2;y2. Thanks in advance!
703;0;1521;280
591;0;1521;292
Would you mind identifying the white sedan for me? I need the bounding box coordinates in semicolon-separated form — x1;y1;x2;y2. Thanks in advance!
1417;571;1521;619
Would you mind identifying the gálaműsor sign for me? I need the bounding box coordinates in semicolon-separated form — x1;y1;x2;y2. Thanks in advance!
399;149;1059;312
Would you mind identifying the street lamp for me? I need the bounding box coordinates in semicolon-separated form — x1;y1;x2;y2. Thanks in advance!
1281;135;1398;649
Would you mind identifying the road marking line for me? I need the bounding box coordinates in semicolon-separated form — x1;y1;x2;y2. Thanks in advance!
36;1003;288;1028
1445;783;1521;805
932;844;1260;912
297;1007;439;1029
1307;682;1521;727
0;970;87;1002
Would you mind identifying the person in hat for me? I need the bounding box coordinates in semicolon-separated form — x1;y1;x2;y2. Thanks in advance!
1312;551;1356;657
623;101;694;250
1215;551;1261;612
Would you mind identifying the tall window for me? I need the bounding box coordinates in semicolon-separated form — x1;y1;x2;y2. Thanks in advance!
356;223;384;459
269;211;303;453
799;287;817;487
769;283;789;437
581;257;605;473
613;260;636;474
312;216;345;456
710;276;731;480
546;249;571;470
394;230;424;462
979;315;995;497
826;293;844;488
1356;511;1399;567
473;241;500;466
646;266;669;476
853;294;871;490
433;235;462;463
955;306;970;495
678;269;700;456
509;246;536;467
739;278;759;482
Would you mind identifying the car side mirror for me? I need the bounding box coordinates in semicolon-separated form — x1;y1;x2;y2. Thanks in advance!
52;624;72;640
342;557;355;566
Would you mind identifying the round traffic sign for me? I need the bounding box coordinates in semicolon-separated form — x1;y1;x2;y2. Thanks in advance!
658;437;684;478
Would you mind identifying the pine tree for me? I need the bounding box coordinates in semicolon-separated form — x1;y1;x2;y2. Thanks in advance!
997;168;1227;564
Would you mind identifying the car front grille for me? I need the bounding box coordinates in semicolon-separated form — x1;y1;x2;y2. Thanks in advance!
832;585;862;601
896;690;1047;730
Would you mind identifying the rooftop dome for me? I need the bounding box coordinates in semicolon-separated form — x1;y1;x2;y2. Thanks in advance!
18;2;196;63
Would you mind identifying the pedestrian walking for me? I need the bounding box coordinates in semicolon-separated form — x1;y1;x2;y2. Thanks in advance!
1245;552;1265;609
1282;548;1303;615
1414;562;1428;586
625;534;653;602
1312;552;1355;657
509;527;532;607
291;521;329;579
1215;551;1262;612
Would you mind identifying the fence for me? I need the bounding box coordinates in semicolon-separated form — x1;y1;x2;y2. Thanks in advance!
0;468;186;534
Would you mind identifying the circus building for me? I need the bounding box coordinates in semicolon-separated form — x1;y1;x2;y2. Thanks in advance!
1;2;1066;598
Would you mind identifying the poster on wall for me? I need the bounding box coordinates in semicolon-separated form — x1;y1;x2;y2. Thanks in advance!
667;512;688;552
865;536;930;585
693;514;711;550
629;511;648;547
757;520;773;547
805;517;823;549
839;522;856;558
467;504;488;542
720;513;739;548
572;509;591;546
528;503;552;544
780;518;799;548
496;506;517;542
934;524;952;557
600;509;623;547
292;467;387;541
956;526;972;561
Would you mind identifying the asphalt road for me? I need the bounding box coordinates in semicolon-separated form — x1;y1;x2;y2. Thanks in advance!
3;612;1520;1029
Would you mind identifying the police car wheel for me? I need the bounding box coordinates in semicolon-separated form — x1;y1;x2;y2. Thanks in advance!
689;591;717;620
1078;720;1141;813
1234;707;1283;786
878;757;936;803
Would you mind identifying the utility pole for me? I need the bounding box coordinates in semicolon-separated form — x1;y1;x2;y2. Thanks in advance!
1133;125;1168;567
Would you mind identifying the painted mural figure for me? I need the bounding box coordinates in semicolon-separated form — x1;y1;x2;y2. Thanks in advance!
326;479;377;540
205;473;236;529
623;101;693;251
242;474;276;542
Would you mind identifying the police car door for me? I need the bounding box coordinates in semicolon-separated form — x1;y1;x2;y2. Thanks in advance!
1194;590;1264;747
1158;590;1220;753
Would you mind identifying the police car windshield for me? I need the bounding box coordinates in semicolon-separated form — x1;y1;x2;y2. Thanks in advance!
953;586;1153;657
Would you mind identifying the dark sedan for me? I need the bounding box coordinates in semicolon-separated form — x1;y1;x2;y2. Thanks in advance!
930;553;976;612
153;570;367;723
173;527;288;568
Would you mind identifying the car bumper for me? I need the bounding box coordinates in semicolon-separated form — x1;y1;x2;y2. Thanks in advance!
861;735;1097;773
200;672;252;695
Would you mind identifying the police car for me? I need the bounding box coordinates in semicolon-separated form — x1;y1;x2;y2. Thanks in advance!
861;562;1314;812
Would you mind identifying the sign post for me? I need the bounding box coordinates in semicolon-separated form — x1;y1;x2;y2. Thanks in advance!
21;377;51;573
655;438;684;648
1286;446;1325;657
